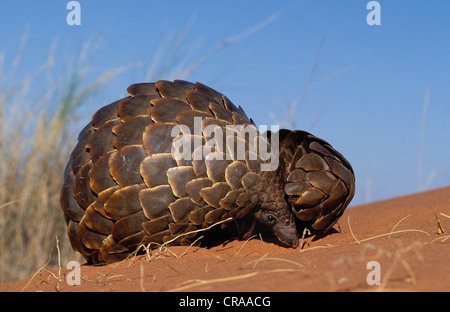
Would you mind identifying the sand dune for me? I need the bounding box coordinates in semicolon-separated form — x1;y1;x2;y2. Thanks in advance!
3;186;449;292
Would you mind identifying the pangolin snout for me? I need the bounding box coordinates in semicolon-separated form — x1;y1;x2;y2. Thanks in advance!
273;217;299;248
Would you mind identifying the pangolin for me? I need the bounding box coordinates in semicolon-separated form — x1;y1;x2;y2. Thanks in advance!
60;80;355;264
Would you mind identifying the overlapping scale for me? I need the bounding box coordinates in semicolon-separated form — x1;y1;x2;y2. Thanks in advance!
60;79;355;265
282;131;355;232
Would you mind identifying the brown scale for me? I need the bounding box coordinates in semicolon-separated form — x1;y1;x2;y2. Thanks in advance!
60;80;355;264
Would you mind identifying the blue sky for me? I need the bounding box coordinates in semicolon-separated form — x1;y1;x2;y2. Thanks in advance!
1;1;449;206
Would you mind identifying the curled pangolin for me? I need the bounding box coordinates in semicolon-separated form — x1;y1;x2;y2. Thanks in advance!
60;80;355;264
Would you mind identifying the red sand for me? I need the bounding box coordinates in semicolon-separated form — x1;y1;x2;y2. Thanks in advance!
2;186;450;292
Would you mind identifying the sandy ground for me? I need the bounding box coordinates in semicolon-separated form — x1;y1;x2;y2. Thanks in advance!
2;186;450;292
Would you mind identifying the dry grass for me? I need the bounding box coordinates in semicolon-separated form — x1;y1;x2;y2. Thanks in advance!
346;216;430;247
0;39;126;282
167;268;300;292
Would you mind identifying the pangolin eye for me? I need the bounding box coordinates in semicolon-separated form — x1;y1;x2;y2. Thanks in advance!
266;214;275;223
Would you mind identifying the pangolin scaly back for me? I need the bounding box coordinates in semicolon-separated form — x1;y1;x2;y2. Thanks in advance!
60;80;355;264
